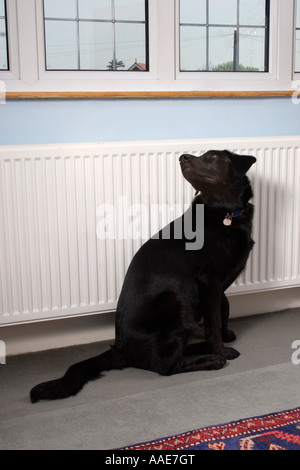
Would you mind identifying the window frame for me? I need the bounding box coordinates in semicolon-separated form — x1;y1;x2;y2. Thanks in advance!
295;0;300;75
1;0;298;95
175;0;295;91
36;0;158;89
0;0;19;80
0;0;9;71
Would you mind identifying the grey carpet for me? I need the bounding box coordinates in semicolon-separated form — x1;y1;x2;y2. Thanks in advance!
0;308;300;450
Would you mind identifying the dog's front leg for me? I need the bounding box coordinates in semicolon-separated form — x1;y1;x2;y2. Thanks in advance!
202;283;240;361
221;293;236;343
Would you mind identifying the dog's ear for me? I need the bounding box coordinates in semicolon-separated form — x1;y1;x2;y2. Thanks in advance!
230;153;256;175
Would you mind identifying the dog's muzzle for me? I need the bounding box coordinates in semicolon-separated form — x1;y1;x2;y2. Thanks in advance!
179;154;193;163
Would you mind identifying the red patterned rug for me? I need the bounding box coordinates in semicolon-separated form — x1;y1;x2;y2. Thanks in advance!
122;407;300;450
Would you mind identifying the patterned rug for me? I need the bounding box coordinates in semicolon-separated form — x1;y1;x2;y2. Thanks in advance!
122;407;300;450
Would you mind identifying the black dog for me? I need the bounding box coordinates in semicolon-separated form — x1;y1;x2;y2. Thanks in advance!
30;150;256;402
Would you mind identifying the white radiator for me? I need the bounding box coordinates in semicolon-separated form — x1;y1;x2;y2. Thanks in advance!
0;137;300;326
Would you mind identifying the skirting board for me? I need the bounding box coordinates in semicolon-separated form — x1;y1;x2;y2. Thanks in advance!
1;287;300;356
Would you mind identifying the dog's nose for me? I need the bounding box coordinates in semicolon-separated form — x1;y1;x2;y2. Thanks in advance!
179;154;192;163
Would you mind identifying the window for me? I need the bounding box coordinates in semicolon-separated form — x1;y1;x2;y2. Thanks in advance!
296;0;300;73
43;0;149;71
179;0;269;72
0;0;8;70
0;0;298;94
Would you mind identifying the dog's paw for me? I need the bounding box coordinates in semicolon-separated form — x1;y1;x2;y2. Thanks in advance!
222;329;236;343
30;379;63;403
207;355;227;370
223;347;240;360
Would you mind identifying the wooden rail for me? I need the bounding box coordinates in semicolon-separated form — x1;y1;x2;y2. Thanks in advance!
6;90;294;99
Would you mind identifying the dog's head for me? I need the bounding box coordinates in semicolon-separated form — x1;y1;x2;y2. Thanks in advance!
179;150;256;209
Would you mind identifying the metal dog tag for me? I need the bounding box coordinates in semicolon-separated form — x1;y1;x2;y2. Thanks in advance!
223;214;232;226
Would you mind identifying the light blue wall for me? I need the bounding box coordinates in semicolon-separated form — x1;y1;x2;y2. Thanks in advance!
0;97;300;145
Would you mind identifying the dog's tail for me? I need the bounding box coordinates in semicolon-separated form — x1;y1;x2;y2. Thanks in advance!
30;346;126;403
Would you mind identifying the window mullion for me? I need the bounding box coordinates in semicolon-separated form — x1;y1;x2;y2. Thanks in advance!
157;0;176;86
275;0;295;85
16;0;38;85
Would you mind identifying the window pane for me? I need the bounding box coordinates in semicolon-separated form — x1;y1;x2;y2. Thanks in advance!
296;0;300;72
43;0;148;71
209;27;235;70
296;30;300;73
239;0;266;26
209;0;237;25
179;0;269;72
115;23;146;70
0;0;8;70
180;26;206;71
80;22;113;70
239;27;266;71
180;0;206;25
115;0;145;22
0;18;7;69
78;0;112;20
45;21;78;70
0;0;4;17
44;0;77;19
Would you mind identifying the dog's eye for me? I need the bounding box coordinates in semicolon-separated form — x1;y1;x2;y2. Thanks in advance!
206;153;218;161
